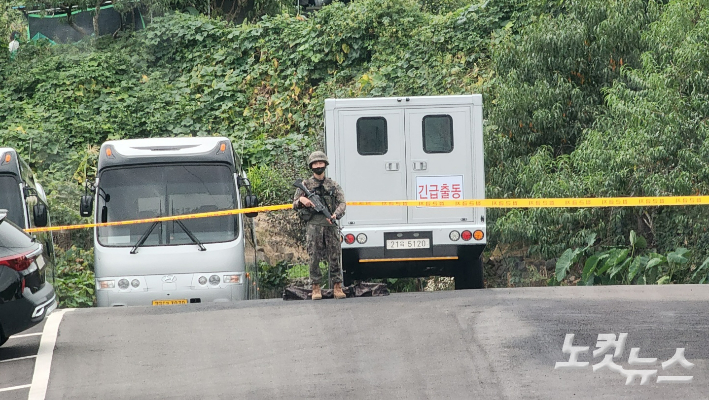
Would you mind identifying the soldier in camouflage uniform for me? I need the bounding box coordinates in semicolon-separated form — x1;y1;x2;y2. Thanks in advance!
293;151;347;300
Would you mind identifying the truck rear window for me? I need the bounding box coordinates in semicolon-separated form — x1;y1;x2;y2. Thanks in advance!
423;115;454;153
357;117;388;155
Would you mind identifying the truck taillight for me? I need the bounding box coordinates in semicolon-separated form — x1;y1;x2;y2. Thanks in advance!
0;247;42;276
344;234;355;244
461;230;473;241
473;230;484;240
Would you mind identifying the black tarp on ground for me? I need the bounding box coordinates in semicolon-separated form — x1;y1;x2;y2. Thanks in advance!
283;282;389;300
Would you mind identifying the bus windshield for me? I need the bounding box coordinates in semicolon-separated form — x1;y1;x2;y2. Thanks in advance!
97;164;238;247
0;175;25;229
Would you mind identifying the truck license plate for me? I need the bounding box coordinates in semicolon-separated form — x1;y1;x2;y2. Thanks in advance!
386;238;430;250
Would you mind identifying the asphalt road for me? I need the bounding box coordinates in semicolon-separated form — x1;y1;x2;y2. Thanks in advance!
0;323;44;400
11;285;708;399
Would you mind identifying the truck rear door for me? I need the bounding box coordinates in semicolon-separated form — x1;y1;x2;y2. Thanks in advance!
338;109;407;226
405;107;475;224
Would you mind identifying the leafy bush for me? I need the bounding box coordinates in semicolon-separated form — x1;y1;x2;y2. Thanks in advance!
257;260;290;298
246;139;313;205
555;230;709;285
53;246;95;308
286;263;311;280
248;165;294;206
487;0;708;262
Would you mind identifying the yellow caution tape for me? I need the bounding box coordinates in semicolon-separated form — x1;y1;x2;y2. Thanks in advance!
23;196;708;234
24;204;292;233
347;195;709;208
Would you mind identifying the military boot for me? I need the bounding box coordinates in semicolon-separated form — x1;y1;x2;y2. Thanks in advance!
311;284;322;300
333;282;346;299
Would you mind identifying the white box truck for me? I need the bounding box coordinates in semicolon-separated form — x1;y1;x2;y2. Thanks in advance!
324;95;486;289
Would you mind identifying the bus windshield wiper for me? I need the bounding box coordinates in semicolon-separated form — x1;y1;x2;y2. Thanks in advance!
130;221;160;254
175;219;206;251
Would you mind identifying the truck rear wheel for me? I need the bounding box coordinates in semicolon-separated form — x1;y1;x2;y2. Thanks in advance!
454;256;484;290
342;249;359;287
343;270;356;287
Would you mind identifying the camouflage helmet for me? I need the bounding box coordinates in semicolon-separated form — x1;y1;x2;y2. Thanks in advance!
307;151;329;167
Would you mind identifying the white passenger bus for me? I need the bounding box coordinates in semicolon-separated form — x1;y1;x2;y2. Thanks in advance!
80;137;258;307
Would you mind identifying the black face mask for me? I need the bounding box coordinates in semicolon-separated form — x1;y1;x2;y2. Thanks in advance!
311;167;326;175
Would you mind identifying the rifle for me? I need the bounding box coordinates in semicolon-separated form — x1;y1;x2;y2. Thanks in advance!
293;180;341;231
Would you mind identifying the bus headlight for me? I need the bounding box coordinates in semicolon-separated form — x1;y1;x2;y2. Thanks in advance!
223;274;242;284
131;279;140;288
118;279;130;290
198;276;207;285
209;275;220;285
99;280;115;289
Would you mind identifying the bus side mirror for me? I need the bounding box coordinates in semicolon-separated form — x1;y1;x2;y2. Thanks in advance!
80;195;93;217
33;203;48;227
23;187;38;198
244;195;259;218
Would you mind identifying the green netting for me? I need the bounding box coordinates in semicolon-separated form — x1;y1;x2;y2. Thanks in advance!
30;32;57;44
27;5;144;43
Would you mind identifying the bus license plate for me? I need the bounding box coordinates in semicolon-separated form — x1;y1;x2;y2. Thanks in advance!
152;299;188;306
386;238;430;250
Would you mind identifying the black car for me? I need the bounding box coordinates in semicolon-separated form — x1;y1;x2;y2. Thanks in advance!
0;209;57;347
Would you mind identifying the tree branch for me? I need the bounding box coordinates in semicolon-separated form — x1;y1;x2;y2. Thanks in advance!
92;0;102;36
61;5;91;36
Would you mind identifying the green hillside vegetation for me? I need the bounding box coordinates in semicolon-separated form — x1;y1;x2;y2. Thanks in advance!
0;0;707;302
